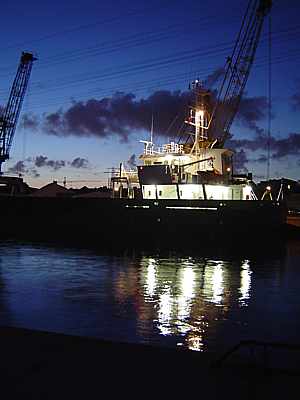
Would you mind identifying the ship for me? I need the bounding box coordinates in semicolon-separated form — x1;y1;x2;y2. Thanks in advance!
112;81;259;203
0;80;286;250
0;0;287;250
98;80;285;247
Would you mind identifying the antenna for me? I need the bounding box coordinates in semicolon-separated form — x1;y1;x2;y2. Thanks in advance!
267;10;272;180
150;113;154;144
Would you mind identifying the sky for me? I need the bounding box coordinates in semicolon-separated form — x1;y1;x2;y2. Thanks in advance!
0;0;299;187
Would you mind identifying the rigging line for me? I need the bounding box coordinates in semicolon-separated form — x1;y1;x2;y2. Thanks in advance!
164;115;179;137
3;37;299;101
0;13;243;75
0;1;172;52
26;46;232;92
267;10;272;180
11;51;299;113
6;47;300;112
0;20;299;79
0;25;299;83
36;15;220;64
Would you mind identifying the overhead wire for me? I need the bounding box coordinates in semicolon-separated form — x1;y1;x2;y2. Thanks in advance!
0;21;298;103
0;2;298;116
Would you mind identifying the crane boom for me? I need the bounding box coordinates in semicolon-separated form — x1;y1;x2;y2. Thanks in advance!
211;0;272;146
0;52;37;173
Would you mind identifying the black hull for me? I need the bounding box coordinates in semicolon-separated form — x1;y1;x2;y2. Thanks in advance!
0;196;287;251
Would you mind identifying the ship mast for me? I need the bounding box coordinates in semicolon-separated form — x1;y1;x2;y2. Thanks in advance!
185;80;213;155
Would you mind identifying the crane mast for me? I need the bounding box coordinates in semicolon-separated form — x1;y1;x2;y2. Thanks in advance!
209;0;272;146
0;52;36;173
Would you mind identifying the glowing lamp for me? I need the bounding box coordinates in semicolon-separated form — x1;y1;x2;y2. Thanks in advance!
196;110;204;119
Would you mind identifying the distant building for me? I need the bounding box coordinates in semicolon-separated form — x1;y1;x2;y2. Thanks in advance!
0;176;33;196
30;180;74;197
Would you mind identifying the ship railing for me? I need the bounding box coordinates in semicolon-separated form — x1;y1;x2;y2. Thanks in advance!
143;144;185;155
250;190;258;200
212;340;300;376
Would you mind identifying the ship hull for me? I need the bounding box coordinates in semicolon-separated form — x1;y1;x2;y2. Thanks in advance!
0;196;287;250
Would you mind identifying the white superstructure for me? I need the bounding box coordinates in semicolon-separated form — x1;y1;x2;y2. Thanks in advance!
136;82;257;201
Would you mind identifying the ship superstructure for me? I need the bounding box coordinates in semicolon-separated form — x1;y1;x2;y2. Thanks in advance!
137;81;255;201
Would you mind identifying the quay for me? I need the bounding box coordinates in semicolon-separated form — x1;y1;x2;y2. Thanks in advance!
0;326;299;399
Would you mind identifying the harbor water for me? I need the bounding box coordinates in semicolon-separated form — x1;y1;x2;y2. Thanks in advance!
0;239;300;357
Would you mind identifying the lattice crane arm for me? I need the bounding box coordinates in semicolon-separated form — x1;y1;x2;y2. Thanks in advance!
0;52;37;173
211;0;272;146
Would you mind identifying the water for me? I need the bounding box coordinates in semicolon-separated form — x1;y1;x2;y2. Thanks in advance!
0;240;300;357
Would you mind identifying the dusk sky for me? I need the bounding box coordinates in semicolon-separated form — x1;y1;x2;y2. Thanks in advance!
0;0;299;187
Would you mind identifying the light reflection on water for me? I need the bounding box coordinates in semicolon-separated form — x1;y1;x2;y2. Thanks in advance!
0;241;299;356
139;257;252;351
239;260;252;306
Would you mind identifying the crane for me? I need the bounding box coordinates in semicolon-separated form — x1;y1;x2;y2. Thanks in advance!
187;0;272;149
0;52;37;174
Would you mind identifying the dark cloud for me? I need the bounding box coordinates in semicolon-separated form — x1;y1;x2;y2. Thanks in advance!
236;96;269;135
203;67;225;88
30;168;40;178
229;132;300;160
33;90;268;142
41;91;191;140
7;161;27;174
21;113;39;131
35;155;48;167
272;133;300;159
34;155;65;170
20;63;270;145
70;157;89;169
7;161;40;178
253;154;268;163
233;149;249;173
8;155;90;175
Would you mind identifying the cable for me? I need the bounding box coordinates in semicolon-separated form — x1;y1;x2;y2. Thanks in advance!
267;11;272;180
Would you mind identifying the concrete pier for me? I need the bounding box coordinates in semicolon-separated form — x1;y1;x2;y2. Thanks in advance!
0;326;298;399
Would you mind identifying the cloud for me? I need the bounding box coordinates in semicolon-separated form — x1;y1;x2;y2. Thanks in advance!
6;155;90;177
19;62;271;148
235;96;269;135
20;113;39;131
233;149;249;173
253;154;268;163
203;67;225;88
272;133;300;159
40;91;192;141
7;161;27;174
229;132;300;160
70;157;89;169
34;155;65;170
26;90;267;143
7;161;40;178
30;168;40;178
